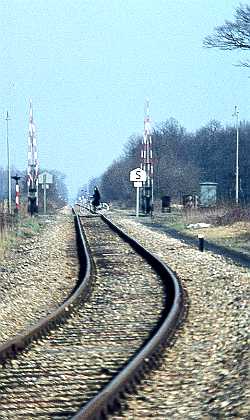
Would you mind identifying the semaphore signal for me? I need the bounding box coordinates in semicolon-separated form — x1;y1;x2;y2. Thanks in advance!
141;99;154;214
27;100;39;215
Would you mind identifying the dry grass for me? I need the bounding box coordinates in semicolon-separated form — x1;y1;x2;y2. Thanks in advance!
0;231;15;260
0;216;42;261
192;221;250;239
186;220;249;241
148;203;250;256
187;222;250;255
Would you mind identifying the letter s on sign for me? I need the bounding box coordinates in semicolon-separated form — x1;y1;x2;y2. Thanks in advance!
135;170;141;180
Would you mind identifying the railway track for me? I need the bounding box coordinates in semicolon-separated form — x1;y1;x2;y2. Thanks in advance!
0;210;183;419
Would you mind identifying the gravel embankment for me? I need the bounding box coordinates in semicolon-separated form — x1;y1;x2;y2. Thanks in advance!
0;212;79;344
107;213;249;419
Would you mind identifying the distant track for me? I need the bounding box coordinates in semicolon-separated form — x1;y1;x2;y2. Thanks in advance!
0;210;184;419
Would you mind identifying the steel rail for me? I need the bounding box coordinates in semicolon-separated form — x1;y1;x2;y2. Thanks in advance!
0;211;91;364
73;213;184;419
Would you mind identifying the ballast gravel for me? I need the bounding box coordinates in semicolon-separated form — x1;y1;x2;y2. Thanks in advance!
107;213;249;420
0;211;79;344
0;214;166;418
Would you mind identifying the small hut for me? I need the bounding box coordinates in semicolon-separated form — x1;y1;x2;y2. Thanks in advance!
199;182;218;207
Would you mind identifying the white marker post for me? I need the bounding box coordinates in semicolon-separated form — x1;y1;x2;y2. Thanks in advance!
134;181;142;217
130;168;147;218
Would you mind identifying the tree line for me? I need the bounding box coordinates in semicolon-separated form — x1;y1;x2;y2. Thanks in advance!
99;3;250;207
99;118;250;206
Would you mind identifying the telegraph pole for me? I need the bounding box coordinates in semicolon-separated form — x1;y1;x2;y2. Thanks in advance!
6;111;11;214
233;106;239;205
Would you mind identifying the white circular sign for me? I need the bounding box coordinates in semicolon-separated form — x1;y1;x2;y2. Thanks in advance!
129;168;147;182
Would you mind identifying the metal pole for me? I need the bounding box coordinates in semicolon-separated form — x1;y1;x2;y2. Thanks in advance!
233;106;239;205
6;111;11;214
236;112;239;205
43;178;46;215
43;183;47;214
136;187;140;218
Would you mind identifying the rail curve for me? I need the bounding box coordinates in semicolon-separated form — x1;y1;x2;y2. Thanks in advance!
73;211;184;419
0;208;184;418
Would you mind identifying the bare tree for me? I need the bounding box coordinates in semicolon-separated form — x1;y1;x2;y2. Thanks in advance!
203;4;250;67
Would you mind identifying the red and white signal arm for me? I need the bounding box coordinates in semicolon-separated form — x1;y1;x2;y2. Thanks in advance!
129;168;147;182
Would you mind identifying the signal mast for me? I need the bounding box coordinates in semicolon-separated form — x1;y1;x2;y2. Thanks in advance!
141;99;153;213
27;100;39;215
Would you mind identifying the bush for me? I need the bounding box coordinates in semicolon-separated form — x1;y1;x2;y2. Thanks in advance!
215;207;250;225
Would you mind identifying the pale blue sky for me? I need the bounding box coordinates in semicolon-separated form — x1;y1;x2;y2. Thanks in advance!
0;0;249;199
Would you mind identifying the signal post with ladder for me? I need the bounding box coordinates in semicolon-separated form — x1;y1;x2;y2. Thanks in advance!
27;101;39;215
141;99;154;214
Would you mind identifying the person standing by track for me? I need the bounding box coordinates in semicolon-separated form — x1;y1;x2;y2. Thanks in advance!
92;186;101;212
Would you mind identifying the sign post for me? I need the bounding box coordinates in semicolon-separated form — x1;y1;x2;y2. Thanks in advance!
38;172;53;215
129;168;146;218
136;186;139;217
43;175;47;215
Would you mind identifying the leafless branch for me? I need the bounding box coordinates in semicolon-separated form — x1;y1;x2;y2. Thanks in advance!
203;4;250;53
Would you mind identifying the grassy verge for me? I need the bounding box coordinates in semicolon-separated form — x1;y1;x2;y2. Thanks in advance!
113;205;250;257
181;221;250;255
0;234;16;260
151;207;250;257
0;216;44;260
18;217;43;237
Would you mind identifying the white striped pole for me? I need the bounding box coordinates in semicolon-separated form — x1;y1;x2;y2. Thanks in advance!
16;183;20;210
27;100;39;214
11;175;21;214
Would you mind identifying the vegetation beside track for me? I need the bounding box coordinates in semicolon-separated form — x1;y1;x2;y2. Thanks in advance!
156;207;249;256
0;215;46;260
0;211;78;345
179;221;250;256
111;205;250;257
